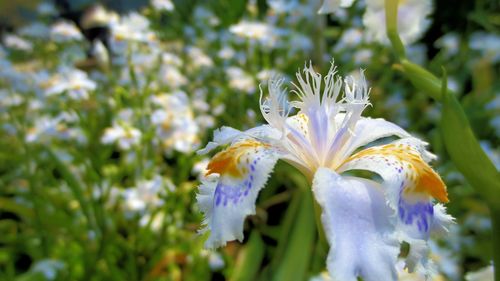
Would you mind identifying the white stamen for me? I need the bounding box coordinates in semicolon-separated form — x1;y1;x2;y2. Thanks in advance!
260;60;372;173
259;77;291;131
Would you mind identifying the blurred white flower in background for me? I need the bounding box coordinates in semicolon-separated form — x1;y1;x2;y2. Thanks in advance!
218;46;236;60
25;113;87;144
486;95;500;138
80;4;119;30
480;141;500;170
101;109;141;150
90;40;110;67
123;176;165;213
428;241;461;280
19;22;51;39
37;1;57;16
193;6;220;28
192;158;210;180
435;33;460;58
43;68;96;100
186;46;214;69
288;32;313;55
225;66;256;94
208;251;225;271
212;104;226;116
256;69;283;83
230;20;280;47
320;0;433;45
406;43;428;65
25;117;64;143
0;90;23;108
151;0;175;11
192;90;216;130
318;0;355;13
268;0;301;14
334;28;364;51
162;52;183;67
469;32;500;63
140;212;166;231
353;48;374;65
101;124;142;150
128;51;158;74
151;91;201;153
111;12;157;43
363;0;432;45
50;21;84;42
159;65;188;89
31;259;65;280
3;34;33;51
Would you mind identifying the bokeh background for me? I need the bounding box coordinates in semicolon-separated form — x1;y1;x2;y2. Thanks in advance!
0;0;498;280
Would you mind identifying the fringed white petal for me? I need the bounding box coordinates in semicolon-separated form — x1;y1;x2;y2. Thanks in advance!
403;237;430;273
312;168;399;281
334;116;411;164
339;141;452;272
398;203;453;273
260;77;290;131
197;126;243;155
197;141;279;248
392;137;437;163
339;140;448;208
430;203;455;236
197;125;281;155
324;70;371;168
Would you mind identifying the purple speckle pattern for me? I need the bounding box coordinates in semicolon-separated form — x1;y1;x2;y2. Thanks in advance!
398;188;434;233
213;156;261;207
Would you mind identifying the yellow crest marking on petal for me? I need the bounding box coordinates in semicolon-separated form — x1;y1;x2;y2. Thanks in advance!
346;143;449;203
287;113;309;135
206;139;266;178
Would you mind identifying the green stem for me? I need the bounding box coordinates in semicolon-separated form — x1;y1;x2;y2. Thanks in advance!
26;158;49;256
312;2;326;69
384;0;406;59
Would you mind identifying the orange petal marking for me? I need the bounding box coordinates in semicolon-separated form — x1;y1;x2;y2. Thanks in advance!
206;140;266;178
346;143;448;203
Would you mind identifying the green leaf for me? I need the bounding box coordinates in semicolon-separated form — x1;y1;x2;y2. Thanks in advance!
272;188;315;281
268;188;302;271
208;0;248;27
0;197;34;220
440;84;500;206
230;231;265;281
15;272;47;281
46;148;95;229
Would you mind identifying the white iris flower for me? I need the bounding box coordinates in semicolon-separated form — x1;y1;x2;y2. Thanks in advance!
197;61;453;280
319;0;433;45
